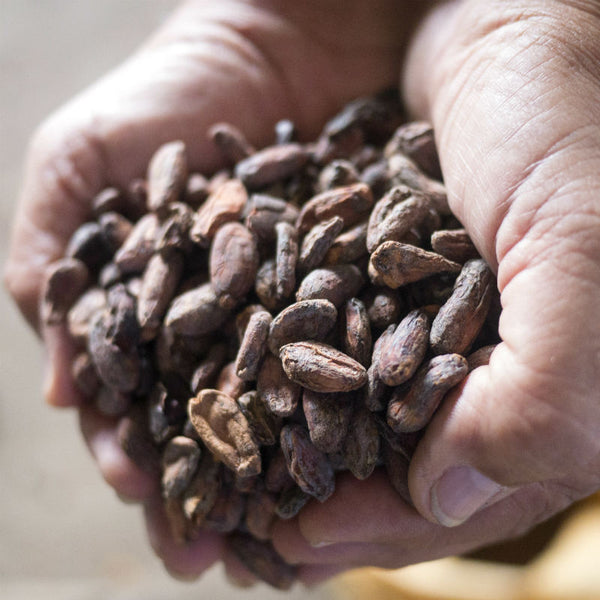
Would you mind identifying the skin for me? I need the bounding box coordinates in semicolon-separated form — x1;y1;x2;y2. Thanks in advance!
4;0;600;586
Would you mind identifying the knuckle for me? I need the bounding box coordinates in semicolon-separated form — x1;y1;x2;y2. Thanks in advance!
453;361;600;487
484;394;596;486
2;259;37;326
28;111;106;208
2;261;19;300
503;480;585;540
28;116;59;160
27;113;73;170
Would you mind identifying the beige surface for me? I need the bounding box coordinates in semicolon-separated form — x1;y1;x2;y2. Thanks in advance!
335;496;600;600
0;2;332;598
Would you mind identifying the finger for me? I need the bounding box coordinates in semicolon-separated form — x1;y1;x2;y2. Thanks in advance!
272;511;425;568
222;546;259;588
402;0;600;527
296;563;350;588
273;481;567;568
79;403;157;501
277;469;501;547
42;324;82;407
4;114;103;330
411;337;600;527
294;471;428;546
144;495;223;579
272;516;382;566
273;517;442;569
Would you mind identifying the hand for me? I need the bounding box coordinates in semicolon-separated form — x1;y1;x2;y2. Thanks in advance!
4;0;431;585
271;0;600;580
6;0;600;586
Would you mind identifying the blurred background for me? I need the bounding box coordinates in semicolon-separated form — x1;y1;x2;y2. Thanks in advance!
0;2;333;598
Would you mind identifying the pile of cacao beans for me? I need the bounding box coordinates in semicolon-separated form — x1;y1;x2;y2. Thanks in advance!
42;91;500;589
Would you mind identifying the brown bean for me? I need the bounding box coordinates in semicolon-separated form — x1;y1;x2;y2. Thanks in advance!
161;436;201;499
467;344;497;371
190;178;248;247
296;264;364;308
296;182;373;234
298;215;345;273
244;194;299;243
41;258;89;325
367;186;439;252
342;297;372;367
431;228;480;264
342;407;380;480
237;390;282;447
210;222;259;309
65;222;112;272
182;452;221;525
164;283;229;337
114;213;160;274
280;424;335;502
280;341;367;393
235;143;310;189
302;389;354;454
235;310;272;381
146;140;188;214
323;220;368;266
268;299;338;355
387;354;469;433
378;309;430;386
430;258;496;355
88;310;140;393
209;122;255;163
244;487;277;541
369;241;461;288
137;252;184;341
188;389;261;477
387;152;449;215
274;221;298;299
384;121;441;179
256;353;301;417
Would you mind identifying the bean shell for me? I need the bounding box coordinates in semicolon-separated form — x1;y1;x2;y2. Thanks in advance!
280;341;367;393
268;299;338;355
280;424;335;502
188;389;261;477
147;140;188;214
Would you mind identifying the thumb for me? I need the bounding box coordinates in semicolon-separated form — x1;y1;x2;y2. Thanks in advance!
409;333;600;528
402;0;600;527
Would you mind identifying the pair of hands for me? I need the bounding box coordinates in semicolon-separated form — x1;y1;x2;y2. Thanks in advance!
5;0;600;586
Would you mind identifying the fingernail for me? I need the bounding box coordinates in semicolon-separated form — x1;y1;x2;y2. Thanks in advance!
431;466;506;527
89;428;112;463
116;492;140;505
309;540;335;548
225;571;256;588
165;565;202;582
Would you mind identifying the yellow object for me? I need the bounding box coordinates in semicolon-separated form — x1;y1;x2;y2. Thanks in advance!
334;494;600;600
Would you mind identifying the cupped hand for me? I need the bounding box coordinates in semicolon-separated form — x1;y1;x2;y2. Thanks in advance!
3;0;429;584
5;0;600;586
271;0;600;582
